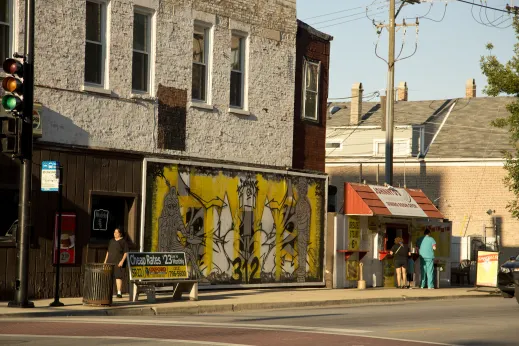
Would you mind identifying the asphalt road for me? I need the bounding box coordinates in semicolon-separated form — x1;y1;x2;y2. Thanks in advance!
0;297;516;346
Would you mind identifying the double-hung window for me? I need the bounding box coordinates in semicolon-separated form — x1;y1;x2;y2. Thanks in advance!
85;0;107;86
374;139;411;157
230;34;245;108
132;10;151;93
0;0;12;63
192;25;210;102
302;58;320;121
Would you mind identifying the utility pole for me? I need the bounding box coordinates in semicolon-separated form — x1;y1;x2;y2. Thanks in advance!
376;0;419;186
8;0;35;309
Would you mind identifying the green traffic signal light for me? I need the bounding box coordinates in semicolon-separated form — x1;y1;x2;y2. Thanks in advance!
1;95;22;111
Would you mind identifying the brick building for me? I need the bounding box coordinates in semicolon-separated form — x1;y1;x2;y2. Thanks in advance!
326;79;519;262
0;0;333;299
292;20;333;172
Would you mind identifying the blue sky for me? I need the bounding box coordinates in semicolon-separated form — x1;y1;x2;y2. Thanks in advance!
296;0;517;101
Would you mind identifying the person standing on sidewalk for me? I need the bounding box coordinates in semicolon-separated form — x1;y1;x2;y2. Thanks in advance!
389;237;410;289
104;227;129;298
417;229;436;289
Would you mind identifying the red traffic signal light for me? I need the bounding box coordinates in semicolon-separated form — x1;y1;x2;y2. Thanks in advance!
1;58;24;113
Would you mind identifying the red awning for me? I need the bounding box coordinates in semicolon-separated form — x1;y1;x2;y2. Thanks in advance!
344;183;444;219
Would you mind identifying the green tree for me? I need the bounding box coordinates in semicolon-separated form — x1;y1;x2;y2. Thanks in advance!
480;17;519;218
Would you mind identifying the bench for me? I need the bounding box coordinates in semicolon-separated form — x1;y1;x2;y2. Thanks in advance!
451;259;472;285
129;279;198;303
127;251;198;303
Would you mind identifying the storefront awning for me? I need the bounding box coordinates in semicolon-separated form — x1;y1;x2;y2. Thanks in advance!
344;183;444;219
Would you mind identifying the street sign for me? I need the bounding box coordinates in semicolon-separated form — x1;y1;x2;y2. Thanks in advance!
41;161;59;192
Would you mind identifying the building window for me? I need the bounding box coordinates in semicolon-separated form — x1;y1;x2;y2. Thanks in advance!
326;142;341;149
132;10;151;93
302;58;320;121
374;139;410;157
0;0;12;63
85;0;107;86
192;25;210;102
230;34;245;108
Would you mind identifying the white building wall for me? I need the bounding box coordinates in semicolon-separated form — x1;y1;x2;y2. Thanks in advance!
19;0;297;167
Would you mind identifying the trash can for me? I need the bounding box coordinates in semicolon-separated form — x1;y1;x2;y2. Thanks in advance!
82;263;114;306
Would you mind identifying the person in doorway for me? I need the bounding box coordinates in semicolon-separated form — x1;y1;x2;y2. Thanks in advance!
390;237;410;289
104;227;129;298
417;229;437;289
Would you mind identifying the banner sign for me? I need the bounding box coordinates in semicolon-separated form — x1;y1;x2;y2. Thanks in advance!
53;212;76;265
369;185;427;217
476;251;499;287
41;161;59;192
127;252;189;280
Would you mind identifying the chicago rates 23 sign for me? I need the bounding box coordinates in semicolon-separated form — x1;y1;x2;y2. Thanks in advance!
127;252;188;280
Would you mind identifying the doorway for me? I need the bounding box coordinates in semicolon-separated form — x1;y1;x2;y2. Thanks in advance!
384;223;409;287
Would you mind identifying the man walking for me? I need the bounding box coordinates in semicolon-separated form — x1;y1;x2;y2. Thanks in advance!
417;229;437;289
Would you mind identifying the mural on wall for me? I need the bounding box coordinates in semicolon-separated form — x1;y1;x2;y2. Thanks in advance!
145;162;326;285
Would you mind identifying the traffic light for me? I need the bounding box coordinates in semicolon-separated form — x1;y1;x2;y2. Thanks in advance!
1;58;24;114
0;116;19;154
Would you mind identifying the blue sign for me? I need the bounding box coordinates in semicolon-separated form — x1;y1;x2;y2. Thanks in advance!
41;161;59;192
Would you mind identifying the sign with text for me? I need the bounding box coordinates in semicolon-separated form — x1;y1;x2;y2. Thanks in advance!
41;161;59;192
127;252;189;280
348;216;360;250
476;251;499;287
369;185;427;217
92;209;109;231
53;212;76;265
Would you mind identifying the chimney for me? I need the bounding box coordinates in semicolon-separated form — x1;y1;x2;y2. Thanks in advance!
465;79;476;98
397;81;408;101
350;82;363;125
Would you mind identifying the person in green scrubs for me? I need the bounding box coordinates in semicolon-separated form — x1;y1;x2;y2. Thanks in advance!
417;229;437;289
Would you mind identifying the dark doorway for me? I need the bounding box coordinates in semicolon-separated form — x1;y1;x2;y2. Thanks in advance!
385;224;409;250
89;193;138;243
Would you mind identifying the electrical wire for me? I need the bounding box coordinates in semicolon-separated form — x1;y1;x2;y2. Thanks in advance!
456;0;511;14
310;6;389;26
316;10;389;29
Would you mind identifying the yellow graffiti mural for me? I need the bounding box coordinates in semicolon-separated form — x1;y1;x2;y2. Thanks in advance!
147;163;325;285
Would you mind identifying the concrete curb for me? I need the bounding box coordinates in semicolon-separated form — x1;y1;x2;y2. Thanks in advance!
0;293;500;318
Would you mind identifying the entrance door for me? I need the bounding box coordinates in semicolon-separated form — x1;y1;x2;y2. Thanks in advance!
383;224;409;287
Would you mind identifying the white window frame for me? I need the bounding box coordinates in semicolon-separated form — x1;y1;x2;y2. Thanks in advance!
325;142;342;150
229;31;248;110
301;57;321;122
373;138;411;157
132;7;154;95
84;0;110;89
0;0;15;66
192;21;212;104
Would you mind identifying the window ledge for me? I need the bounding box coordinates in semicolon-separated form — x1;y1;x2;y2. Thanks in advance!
131;92;156;101
82;84;112;96
190;101;214;111
228;107;251;116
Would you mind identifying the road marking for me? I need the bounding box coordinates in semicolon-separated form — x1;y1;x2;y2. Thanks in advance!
388;328;442;334
0;334;252;346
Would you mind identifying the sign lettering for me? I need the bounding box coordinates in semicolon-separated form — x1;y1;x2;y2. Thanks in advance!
127;252;189;280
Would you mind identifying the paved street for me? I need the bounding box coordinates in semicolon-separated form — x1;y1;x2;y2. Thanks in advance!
0;297;515;346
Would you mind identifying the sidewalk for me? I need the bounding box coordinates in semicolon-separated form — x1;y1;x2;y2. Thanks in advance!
0;286;500;318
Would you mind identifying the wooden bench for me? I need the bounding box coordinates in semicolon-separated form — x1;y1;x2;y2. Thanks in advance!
451;260;472;285
127;251;198;303
129;279;198;303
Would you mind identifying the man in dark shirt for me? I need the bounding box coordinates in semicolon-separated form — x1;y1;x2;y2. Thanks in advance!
104;227;129;298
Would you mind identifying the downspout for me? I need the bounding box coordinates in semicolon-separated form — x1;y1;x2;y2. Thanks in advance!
423;100;457;157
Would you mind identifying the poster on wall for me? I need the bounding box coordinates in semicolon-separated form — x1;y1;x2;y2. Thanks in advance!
347;260;359;281
348;216;360;250
144;161;327;287
476;251;499;287
92;209;109;231
53;212;76;265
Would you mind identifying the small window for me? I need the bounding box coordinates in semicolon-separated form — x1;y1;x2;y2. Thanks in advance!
85;1;107;86
302;58;321;121
0;0;12;63
192;25;210;102
230;34;245;108
132;11;151;93
326;142;341;149
374;139;410;157
90;193;138;243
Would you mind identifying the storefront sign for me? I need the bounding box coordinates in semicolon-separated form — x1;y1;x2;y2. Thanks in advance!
41;161;59;192
369;185;427;217
348;216;360;250
476;251;499;287
53;212;76;265
127;252;189;280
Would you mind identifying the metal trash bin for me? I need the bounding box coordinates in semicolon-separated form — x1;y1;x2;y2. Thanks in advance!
83;263;114;306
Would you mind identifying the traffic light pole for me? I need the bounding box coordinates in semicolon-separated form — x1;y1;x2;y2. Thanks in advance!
8;0;35;309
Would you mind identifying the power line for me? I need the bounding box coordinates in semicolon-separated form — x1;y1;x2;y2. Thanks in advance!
456;0;511;14
302;0;389;21
309;6;388;26
315;10;388;29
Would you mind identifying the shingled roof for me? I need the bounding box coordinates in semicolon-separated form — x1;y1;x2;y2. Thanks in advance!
327;96;514;159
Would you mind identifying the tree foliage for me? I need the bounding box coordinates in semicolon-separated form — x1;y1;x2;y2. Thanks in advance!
480;17;519;218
